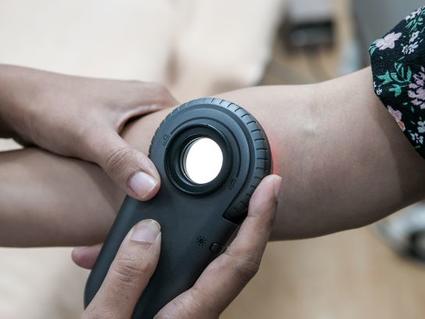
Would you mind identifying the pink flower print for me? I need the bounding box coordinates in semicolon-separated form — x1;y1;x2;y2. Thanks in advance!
375;32;402;50
418;121;425;133
408;68;425;109
387;106;406;131
410;132;424;144
402;41;419;54
410;31;420;43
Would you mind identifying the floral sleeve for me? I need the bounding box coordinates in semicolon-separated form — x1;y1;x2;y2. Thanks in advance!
370;6;425;156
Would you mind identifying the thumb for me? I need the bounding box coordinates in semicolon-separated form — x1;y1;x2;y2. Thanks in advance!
88;131;160;201
83;219;161;319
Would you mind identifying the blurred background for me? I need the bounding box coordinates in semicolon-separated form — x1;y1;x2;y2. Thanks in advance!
0;0;424;318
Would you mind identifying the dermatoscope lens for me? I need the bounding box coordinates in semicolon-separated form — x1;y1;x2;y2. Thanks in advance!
182;137;223;184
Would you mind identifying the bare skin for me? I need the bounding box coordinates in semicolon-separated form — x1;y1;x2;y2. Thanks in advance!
0;67;424;248
0;64;177;201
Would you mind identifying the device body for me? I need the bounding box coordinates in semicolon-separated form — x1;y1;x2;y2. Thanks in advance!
84;97;271;318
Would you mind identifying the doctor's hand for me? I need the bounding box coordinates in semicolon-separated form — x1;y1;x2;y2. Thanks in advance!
0;64;177;200
77;175;281;319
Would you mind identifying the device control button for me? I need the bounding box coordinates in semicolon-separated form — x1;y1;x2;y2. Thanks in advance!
209;242;223;254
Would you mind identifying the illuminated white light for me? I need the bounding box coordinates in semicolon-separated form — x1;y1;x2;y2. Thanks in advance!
183;138;223;184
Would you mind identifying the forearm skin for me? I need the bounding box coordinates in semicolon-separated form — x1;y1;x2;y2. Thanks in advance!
0;68;424;246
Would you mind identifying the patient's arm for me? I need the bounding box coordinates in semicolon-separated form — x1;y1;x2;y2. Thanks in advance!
1;67;425;247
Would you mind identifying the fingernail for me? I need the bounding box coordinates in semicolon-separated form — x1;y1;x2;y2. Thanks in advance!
128;171;158;200
131;219;161;244
273;176;282;198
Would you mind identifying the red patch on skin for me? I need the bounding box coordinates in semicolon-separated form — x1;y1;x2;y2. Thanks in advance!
264;126;281;176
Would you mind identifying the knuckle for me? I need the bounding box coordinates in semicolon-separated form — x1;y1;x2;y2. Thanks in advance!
226;252;260;283
155;299;187;319
234;257;260;282
112;254;153;285
103;146;133;178
127;80;176;108
150;83;176;106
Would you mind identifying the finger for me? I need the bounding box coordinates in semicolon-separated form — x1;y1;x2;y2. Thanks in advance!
72;244;102;270
111;81;177;112
114;82;178;131
84;219;161;319
156;175;282;318
86;130;161;201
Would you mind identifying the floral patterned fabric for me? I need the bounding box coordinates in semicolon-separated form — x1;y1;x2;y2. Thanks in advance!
370;6;425;156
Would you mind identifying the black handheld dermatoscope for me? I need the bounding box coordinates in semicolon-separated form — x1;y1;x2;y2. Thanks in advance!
84;97;271;318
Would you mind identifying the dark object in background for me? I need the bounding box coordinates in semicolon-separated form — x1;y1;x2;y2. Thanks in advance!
353;0;423;65
280;0;335;51
376;202;425;265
